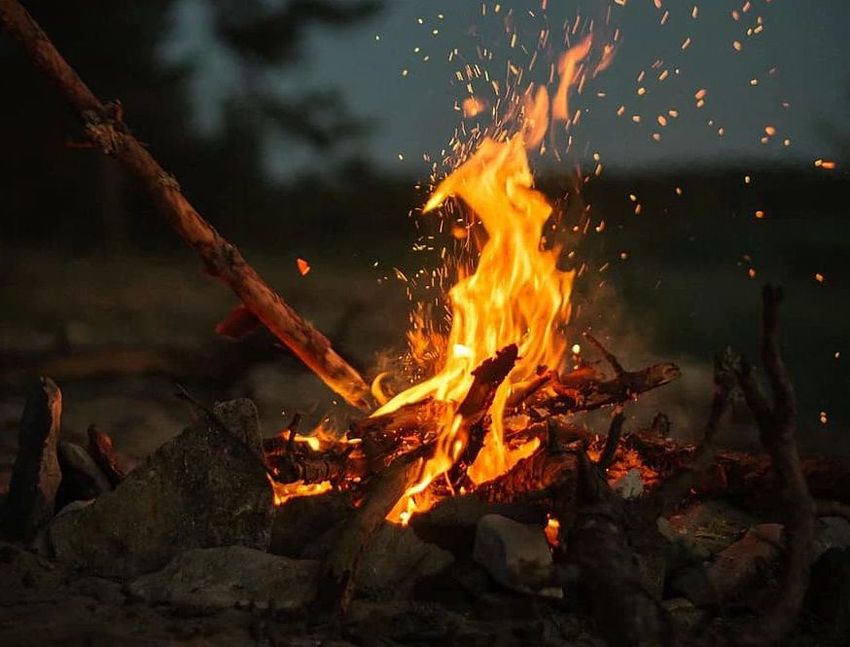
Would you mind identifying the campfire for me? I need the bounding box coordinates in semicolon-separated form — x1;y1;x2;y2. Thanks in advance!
1;1;849;645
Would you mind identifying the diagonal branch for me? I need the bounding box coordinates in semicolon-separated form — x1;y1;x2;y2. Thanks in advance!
0;0;371;410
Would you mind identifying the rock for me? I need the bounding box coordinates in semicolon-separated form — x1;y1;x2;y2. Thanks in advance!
56;441;111;508
269;491;353;558
813;516;850;560
127;546;319;612
354;523;454;598
213;399;263;461
473;514;561;597
1;377;62;541
411;494;546;556
662;499;757;558
663;597;706;634
803;547;850;644
48;406;274;578
611;468;644;499
0;541;64;604
669;523;783;608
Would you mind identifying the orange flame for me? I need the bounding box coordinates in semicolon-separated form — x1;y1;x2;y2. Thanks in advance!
375;55;597;521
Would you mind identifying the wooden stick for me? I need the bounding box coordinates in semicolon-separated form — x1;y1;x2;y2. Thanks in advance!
0;0;371;410
735;285;816;647
0;377;63;541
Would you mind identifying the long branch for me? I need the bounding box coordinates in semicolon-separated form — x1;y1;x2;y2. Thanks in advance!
0;0;371;410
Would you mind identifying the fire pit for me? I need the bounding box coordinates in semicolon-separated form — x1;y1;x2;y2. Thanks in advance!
1;1;849;645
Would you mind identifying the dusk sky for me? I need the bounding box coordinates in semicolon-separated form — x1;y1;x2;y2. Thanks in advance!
174;0;850;179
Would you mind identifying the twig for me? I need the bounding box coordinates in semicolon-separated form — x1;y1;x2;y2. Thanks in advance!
583;331;626;378
597;405;625;471
648;348;738;513
735;285;816;647
0;0;371;410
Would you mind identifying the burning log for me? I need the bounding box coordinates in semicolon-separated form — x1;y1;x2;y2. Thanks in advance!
316;345;518;613
447;344;519;490
352;350;681;470
0;0;371;410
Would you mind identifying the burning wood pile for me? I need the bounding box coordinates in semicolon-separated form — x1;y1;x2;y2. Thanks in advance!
2;1;850;645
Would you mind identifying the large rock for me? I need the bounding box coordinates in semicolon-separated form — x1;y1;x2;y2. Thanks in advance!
354;523;454;599
473;514;561;597
127;546;320;612
0;377;62;540
48;403;274;578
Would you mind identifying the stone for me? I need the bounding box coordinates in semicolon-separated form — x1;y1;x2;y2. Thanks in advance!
803;547;850;644
48;405;274;578
411;494;546;555
473;514;561;597
269;491;353;558
611;468;644;499
56;441;112;508
213;399;263;461
127;546;320;612
1;377;62;541
354;523;454;599
669;523;783;608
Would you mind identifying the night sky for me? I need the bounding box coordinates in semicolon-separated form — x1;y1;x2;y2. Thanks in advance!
199;0;850;179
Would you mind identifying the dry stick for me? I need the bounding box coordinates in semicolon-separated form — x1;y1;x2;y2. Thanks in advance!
597;405;625;471
0;0;371;410
735;285;816;647
648;348;738;513
0;376;63;541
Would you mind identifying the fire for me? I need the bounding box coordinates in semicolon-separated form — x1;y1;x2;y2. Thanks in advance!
374;35;603;522
268;475;332;506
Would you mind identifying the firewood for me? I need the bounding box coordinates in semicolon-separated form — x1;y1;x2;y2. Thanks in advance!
556;451;670;646
351;355;681;469
0;0;371;410
86;425;126;487
315;443;430;614
0;377;63;541
447;344;518;490
316;347;518;613
733;285;816;647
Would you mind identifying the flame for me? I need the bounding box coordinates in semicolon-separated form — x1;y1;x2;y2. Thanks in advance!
268;475;332;506
376;57;593;522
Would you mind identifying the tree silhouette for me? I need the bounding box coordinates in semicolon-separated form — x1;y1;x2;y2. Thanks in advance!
0;0;381;246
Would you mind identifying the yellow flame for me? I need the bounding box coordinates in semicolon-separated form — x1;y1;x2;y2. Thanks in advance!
376;30;613;523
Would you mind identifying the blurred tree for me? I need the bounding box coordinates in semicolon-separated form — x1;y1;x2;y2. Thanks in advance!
0;0;381;248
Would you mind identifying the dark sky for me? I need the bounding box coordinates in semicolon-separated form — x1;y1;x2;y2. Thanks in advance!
174;0;850;179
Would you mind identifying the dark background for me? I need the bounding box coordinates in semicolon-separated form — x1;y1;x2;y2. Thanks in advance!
1;0;848;476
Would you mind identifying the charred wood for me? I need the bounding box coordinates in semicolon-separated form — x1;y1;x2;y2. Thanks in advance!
0;377;63;541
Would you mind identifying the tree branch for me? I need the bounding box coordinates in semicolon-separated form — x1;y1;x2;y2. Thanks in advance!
0;0;371;410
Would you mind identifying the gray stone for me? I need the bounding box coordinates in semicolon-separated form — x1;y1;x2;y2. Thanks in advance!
48;409;274;579
611;468;644;499
354;523;454;598
57;441;112;505
670;523;783;608
473;514;561;597
127;546;320;611
813;516;850;560
213;399;263;461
